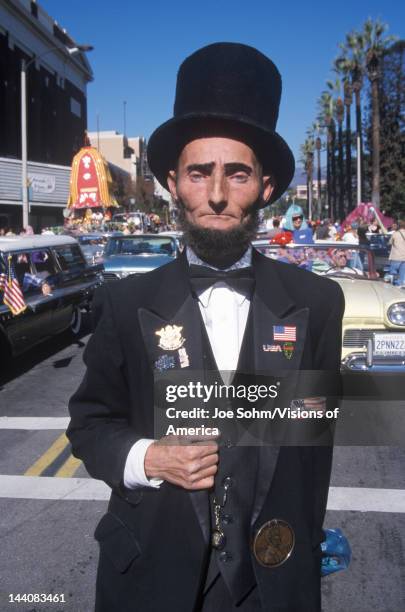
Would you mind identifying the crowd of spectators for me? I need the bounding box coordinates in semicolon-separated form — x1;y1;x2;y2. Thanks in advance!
265;206;400;247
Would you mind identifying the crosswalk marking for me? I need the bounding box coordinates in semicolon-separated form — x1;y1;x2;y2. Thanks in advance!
327;486;405;513
0;475;109;500
0;476;404;512
0;417;69;429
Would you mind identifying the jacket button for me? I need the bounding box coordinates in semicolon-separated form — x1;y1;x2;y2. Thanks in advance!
218;551;232;563
222;514;233;525
222;476;234;488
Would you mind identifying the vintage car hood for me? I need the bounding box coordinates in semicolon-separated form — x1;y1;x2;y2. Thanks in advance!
103;253;174;272
333;278;405;319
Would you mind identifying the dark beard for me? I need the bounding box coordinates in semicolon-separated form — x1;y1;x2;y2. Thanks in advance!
177;199;261;269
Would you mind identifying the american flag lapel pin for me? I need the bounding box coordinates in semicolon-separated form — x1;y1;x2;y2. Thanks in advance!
273;325;297;342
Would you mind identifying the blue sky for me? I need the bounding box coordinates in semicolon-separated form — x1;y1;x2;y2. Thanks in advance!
40;0;404;169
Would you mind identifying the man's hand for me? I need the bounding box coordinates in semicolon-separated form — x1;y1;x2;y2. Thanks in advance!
144;434;219;490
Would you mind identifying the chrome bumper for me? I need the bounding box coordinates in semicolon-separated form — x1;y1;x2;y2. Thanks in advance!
342;351;405;372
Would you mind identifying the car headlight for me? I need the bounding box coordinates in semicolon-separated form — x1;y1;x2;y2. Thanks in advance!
387;303;405;326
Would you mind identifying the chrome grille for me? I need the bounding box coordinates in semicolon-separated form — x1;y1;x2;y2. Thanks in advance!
343;329;384;348
102;272;120;281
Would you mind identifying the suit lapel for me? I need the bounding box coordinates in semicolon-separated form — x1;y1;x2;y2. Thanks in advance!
137;252;204;372
137;253;210;544
249;250;310;525
251;249;310;373
138;294;204;373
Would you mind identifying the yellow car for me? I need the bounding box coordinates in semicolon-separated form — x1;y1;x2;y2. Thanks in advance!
253;241;405;372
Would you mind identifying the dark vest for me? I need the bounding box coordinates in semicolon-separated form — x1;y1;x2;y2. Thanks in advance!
199;303;259;604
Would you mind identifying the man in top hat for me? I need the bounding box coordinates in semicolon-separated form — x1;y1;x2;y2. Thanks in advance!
68;42;344;611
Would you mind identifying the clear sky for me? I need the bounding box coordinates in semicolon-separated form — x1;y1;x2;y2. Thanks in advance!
40;0;404;168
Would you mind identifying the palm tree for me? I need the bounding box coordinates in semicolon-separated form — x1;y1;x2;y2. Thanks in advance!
334;55;354;211
315;134;323;217
317;92;336;219
300;136;315;219
360;18;397;207
327;79;345;220
343;79;353;212
337;31;366;205
305;123;324;219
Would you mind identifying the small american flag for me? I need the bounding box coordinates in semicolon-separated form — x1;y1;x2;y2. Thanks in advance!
0;255;27;316
273;325;296;342
22;273;43;292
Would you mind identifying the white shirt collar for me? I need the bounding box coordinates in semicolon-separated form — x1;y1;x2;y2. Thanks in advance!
197;282;248;308
186;246;252;271
186;247;252;308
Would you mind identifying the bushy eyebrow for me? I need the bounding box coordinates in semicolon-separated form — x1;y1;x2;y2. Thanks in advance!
185;162;215;174
185;162;253;175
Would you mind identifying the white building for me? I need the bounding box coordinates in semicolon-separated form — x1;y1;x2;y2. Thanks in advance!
295;180;326;200
87;131;144;182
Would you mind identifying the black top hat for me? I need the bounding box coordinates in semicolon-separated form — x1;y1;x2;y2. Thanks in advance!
147;42;295;205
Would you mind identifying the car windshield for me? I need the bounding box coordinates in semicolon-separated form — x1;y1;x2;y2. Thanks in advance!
79;236;107;246
106;236;175;257
254;244;371;278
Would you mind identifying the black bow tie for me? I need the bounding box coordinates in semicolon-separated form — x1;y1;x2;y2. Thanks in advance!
189;264;255;295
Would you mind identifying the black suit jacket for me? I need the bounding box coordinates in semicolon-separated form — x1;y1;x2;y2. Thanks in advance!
67;249;345;612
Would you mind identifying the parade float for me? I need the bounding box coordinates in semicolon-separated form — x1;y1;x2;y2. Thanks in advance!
65;143;119;231
343;203;394;233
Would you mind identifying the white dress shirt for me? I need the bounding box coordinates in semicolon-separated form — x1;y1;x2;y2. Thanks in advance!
123;247;252;489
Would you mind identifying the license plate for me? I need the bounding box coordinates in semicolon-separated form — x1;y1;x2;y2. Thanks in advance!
373;333;405;356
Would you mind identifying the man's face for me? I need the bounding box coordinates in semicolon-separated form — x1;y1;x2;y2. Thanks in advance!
167;137;273;231
292;215;303;230
333;251;348;268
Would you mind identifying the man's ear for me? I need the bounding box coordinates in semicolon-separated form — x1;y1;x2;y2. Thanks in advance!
167;170;178;201
262;175;274;203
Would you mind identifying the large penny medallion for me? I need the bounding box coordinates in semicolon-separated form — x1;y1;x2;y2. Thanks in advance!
253;519;295;567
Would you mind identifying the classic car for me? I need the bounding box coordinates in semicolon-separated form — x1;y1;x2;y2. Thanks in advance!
158;230;185;252
75;231;123;265
253;240;405;372
102;234;179;281
0;235;103;358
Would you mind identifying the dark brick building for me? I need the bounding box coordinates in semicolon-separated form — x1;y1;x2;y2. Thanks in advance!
0;0;93;229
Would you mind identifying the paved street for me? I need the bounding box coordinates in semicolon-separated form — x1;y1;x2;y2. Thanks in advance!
0;326;404;612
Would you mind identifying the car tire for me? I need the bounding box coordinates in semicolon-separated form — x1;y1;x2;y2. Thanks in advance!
0;332;12;373
70;306;82;336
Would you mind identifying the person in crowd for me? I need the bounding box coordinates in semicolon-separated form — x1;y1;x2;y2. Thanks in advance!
368;216;380;233
388;219;405;287
342;223;359;244
266;217;281;239
283;204;314;244
357;224;369;246
326;248;361;274
315;221;331;242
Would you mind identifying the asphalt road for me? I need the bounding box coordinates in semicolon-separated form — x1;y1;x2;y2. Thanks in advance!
0;324;404;612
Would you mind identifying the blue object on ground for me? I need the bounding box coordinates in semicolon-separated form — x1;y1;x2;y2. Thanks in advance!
321;528;352;576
